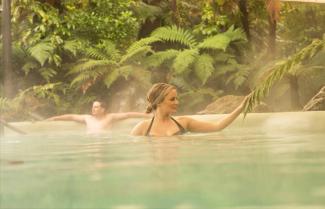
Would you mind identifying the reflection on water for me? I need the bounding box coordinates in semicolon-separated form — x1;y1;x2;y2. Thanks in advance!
1;112;325;209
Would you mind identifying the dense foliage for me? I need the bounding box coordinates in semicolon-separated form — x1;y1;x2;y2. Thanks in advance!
1;0;324;120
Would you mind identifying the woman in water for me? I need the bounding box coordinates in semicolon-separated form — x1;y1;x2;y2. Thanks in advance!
131;83;250;137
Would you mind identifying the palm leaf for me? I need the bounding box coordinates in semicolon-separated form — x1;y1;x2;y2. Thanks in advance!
151;25;197;48
194;54;215;85
244;39;325;116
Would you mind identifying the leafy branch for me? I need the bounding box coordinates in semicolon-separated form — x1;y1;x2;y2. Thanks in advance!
243;39;325;116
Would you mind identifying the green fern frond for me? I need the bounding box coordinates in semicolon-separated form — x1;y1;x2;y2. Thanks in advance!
169;76;193;91
116;65;133;80
70;67;106;87
172;49;199;74
120;46;153;64
144;49;179;67
214;63;237;77
151;25;197;48
226;67;250;89
0;97;11;112
129;67;152;89
12;43;26;60
98;40;121;61
127;37;161;55
223;25;246;42
194;54;215;85
83;47;109;60
63;40;80;56
244;39;325;116
198;34;231;51
67;59;117;75
132;1;163;21
103;69;120;89
39;67;57;82
22;61;40;75
28;41;55;66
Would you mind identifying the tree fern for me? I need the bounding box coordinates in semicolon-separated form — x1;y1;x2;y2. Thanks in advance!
151;25;197;48
103;65;132;88
103;69;121;89
194;54;215;85
28;41;55;66
63;40;80;56
126;37;161;55
98;40;121;61
82;47;110;60
172;49;199;74
144;49;179;67
223;25;246;42
39;67;57;82
226;66;250;89
132;1;164;22
198;34;231;51
70;66;107;87
129;67;152;89
22;61;40;75
120;45;153;64
244;39;325;116
67;59;117;75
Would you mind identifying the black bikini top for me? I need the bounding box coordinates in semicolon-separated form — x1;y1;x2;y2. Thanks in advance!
145;116;187;136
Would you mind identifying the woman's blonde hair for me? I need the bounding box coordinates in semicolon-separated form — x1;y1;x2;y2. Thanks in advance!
146;83;176;113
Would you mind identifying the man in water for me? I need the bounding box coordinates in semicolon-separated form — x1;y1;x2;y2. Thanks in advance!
47;100;151;134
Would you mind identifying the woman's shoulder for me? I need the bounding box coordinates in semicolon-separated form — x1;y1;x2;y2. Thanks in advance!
173;115;194;127
131;119;152;136
174;115;192;122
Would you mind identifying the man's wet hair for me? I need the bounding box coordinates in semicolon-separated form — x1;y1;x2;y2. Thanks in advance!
94;100;108;110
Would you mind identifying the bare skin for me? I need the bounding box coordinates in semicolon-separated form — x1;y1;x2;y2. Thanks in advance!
131;89;249;137
47;101;151;134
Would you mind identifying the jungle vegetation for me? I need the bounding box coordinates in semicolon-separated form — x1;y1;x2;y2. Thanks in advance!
1;0;325;120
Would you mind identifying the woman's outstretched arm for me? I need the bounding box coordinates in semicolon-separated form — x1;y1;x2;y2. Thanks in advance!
185;95;249;133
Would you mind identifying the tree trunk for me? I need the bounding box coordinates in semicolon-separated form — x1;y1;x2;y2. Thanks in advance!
2;0;14;98
238;0;251;42
287;75;301;110
268;16;277;58
266;0;280;59
170;0;180;26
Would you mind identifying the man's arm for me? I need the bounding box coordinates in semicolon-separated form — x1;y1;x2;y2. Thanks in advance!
46;114;87;123
110;112;152;122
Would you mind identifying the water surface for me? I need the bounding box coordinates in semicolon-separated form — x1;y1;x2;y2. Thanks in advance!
1;112;325;209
